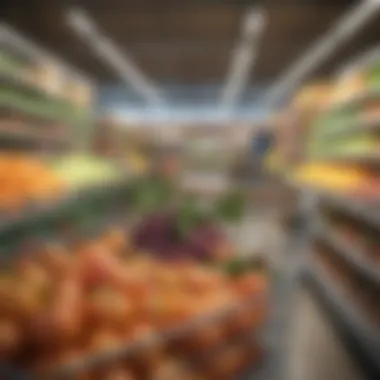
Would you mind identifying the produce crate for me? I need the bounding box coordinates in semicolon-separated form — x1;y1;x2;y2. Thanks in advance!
0;177;271;380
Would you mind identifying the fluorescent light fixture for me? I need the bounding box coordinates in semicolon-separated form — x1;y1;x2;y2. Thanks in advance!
220;7;266;109
67;7;164;106
263;0;380;105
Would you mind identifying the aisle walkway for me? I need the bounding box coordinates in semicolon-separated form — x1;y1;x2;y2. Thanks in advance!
238;214;364;380
288;290;364;380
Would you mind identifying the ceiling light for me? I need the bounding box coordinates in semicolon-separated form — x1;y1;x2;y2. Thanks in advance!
220;7;267;109
67;7;164;106
263;0;380;106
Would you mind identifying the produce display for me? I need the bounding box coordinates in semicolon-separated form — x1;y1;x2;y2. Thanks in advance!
131;180;246;262
291;163;380;195
321;210;380;266
52;155;121;188
133;211;233;262
0;49;93;109
329;57;380;106
0;225;268;379
307;57;380;160
124;150;149;175
300;51;380;378
0;43;93;151
0;154;63;211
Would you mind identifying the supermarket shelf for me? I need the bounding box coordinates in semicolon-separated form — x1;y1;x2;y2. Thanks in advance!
0;176;134;256
0;68;59;101
304;259;380;379
310;152;380;164
0;23;94;86
285;179;380;231
315;224;380;287
319;194;380;230
0;125;69;149
324;87;380;114
0;100;88;129
318;117;380;140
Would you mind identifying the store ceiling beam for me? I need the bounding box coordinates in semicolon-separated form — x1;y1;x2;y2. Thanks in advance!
263;0;380;106
219;7;266;109
66;7;165;106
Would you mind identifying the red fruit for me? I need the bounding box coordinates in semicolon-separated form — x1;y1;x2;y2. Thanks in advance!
233;273;267;298
37;244;73;279
0;277;43;322
183;268;226;293
78;243;149;297
86;288;133;329
48;275;83;343
101;228;129;255
87;329;122;355
0;319;21;358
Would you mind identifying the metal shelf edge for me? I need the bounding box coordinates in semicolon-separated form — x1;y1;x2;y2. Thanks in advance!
304;260;380;378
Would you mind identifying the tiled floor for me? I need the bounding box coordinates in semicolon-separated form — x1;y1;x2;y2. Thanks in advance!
288;289;364;380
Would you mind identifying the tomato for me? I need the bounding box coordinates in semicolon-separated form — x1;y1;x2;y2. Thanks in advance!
101;228;129;256
37;244;73;280
49;275;83;343
87;329;122;355
1;278;43;323
233;273;267;298
86;288;133;330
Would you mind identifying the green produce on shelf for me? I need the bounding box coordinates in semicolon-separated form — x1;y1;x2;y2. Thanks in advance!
214;190;246;223
52;155;120;188
177;195;214;238
221;257;267;277
0;87;90;126
366;61;380;88
130;177;175;216
311;109;358;138
0;50;24;73
308;134;380;158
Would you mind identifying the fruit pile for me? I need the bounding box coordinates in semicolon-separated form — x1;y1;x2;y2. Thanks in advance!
0;154;63;212
291;163;380;195
133;211;234;262
0;227;268;379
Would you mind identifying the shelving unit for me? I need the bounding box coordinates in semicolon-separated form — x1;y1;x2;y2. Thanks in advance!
298;49;380;379
0;24;96;152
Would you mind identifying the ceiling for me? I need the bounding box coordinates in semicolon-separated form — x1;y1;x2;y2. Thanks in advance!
1;0;380;100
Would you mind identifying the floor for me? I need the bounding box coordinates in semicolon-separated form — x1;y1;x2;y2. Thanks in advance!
288;290;364;380
235;214;365;380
